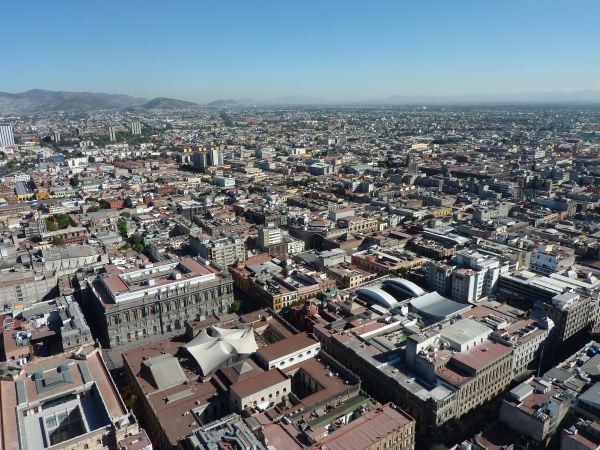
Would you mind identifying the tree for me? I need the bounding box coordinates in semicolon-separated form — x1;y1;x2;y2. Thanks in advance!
121;385;136;409
117;219;128;236
52;237;65;246
52;213;75;229
69;175;81;187
119;211;131;218
45;218;59;232
228;299;242;314
130;233;145;253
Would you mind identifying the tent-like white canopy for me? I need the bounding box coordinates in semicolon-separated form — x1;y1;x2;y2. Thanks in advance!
183;326;257;376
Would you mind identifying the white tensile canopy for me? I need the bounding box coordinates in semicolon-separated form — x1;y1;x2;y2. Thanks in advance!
183;326;257;375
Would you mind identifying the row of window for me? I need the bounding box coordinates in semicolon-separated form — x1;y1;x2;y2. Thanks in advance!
242;389;287;409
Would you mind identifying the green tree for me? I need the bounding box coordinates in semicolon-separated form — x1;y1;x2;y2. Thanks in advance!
117;219;128;236
119;211;131;218
69;175;81;187
52;237;65;246
45;218;59;232
130;233;145;253
228;299;242;314
52;213;75;229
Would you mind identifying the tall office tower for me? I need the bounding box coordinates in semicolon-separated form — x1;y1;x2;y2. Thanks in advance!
192;149;224;169
0;123;15;146
53;130;61;143
109;126;117;142
208;148;224;166
131;121;142;135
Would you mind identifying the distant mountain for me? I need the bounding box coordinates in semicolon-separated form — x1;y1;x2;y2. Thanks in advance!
268;95;325;105
0;89;147;113
142;97;198;110
205;95;326;106
206;99;238;108
2;88;599;114
368;90;600;105
206;91;600;106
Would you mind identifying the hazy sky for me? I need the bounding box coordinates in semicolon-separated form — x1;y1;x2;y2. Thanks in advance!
3;0;599;102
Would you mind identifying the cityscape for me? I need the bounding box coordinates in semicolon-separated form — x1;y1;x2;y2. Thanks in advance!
2;2;600;450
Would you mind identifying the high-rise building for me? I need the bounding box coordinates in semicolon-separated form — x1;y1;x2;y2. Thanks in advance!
109;125;117;142
258;224;283;249
131;121;142;135
0;123;15;146
209;147;224;166
52;130;61;142
190;235;247;266
192;149;224;169
424;260;453;296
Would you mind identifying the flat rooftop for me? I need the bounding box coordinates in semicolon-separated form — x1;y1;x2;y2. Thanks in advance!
256;332;319;362
122;338;220;446
1;350;127;450
97;257;222;305
316;403;413;450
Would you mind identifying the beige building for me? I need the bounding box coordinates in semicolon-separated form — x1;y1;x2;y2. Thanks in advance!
0;269;57;311
499;377;570;445
229;368;291;412
337;216;379;234
190;235;246;266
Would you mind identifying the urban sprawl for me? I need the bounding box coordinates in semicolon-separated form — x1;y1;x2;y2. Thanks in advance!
1;104;600;450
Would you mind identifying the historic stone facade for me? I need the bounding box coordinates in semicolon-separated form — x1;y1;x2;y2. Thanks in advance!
86;257;234;347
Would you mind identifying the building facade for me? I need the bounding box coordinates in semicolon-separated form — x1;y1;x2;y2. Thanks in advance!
0;123;15;146
86;257;234;347
190;235;246;266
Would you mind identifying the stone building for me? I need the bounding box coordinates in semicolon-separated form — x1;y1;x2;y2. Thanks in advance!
85;257;234;347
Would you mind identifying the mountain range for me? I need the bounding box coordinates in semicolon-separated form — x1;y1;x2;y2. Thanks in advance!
0;89;199;113
208;90;600;106
142;97;198;110
1;88;600;114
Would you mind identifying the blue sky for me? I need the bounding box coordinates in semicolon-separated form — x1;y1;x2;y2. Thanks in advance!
3;0;599;102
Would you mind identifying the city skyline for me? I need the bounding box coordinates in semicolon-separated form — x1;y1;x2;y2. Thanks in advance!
3;2;600;450
3;0;600;103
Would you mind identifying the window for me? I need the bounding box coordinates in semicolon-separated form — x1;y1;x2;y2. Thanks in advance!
46;417;57;428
